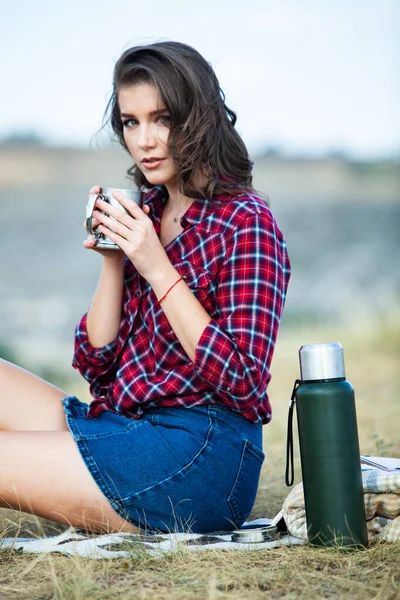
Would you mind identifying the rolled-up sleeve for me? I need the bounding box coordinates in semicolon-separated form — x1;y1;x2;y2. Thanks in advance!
72;313;121;398
72;313;120;371
193;212;290;415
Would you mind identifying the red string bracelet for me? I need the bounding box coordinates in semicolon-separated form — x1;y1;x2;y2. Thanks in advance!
158;277;184;304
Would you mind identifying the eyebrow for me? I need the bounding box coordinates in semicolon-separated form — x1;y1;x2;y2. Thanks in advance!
120;108;169;118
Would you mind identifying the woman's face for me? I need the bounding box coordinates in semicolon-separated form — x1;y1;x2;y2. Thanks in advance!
118;83;176;188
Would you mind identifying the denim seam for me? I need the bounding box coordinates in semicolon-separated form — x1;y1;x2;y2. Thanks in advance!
227;439;264;525
63;397;84;438
245;438;265;462
63;399;124;511
119;406;216;505
67;418;141;441
79;438;123;511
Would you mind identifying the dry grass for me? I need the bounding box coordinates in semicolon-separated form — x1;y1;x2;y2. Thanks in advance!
1;321;399;599
1;542;399;600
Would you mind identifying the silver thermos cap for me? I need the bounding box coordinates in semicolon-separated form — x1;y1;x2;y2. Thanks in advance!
299;342;345;381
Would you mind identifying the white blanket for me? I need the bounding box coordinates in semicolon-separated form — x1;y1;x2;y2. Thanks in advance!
1;518;304;560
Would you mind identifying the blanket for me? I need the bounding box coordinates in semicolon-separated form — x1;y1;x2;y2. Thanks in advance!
282;468;400;543
0;518;304;560
3;465;398;559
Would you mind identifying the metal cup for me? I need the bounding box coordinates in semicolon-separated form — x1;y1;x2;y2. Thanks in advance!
85;187;144;249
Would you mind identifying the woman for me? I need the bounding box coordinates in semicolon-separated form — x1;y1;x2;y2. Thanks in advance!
0;42;290;534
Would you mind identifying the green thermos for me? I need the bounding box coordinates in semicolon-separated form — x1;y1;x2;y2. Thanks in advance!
285;343;368;547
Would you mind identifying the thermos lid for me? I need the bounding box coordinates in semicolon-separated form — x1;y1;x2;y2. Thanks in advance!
231;525;278;543
299;342;345;381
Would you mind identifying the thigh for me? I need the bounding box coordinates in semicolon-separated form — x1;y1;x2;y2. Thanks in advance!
0;430;138;534
0;358;70;431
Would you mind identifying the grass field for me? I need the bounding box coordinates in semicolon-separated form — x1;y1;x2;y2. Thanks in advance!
1;321;399;599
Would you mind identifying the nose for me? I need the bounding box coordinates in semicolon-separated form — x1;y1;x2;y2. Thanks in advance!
137;123;157;150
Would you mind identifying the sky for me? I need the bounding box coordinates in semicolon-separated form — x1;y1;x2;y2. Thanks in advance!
1;0;399;158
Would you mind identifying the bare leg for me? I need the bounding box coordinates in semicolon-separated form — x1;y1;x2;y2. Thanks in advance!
0;359;139;533
0;430;139;533
0;358;69;431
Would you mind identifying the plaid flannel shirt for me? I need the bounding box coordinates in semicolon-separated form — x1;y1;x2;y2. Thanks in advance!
72;185;291;424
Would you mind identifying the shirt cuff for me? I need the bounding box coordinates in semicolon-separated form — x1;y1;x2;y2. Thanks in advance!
193;319;236;393
73;314;120;368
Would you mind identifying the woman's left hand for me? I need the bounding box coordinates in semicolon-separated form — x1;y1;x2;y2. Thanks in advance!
92;190;170;283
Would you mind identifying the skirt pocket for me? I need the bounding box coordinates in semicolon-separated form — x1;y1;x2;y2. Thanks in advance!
227;439;265;527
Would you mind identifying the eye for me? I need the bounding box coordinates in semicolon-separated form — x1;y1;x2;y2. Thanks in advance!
122;118;138;128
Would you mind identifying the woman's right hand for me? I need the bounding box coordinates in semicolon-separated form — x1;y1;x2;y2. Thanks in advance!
83;186;125;261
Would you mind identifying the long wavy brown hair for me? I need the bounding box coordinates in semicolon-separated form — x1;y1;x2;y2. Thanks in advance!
103;41;254;199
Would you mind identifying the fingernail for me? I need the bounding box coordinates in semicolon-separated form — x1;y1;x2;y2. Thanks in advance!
112;190;122;198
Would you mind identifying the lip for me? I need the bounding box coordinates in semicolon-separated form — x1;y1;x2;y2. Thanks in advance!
141;157;166;169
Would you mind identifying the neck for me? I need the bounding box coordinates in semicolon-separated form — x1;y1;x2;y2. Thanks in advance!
164;184;193;214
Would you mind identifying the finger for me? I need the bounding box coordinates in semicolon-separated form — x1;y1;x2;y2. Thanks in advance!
83;235;97;248
97;225;126;251
83;217;100;230
89;185;101;195
111;190;148;221
89;212;101;226
97;217;131;242
94;200;135;230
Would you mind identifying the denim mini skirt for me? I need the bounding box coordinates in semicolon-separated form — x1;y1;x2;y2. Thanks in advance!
62;396;264;533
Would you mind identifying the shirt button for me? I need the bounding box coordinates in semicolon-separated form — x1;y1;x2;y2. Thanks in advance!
135;290;141;297
182;275;187;280
226;386;231;392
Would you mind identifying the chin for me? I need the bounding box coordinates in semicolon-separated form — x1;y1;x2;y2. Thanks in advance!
144;175;166;187
145;173;176;188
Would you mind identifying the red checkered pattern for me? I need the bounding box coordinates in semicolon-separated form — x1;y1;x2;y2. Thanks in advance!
73;186;291;424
